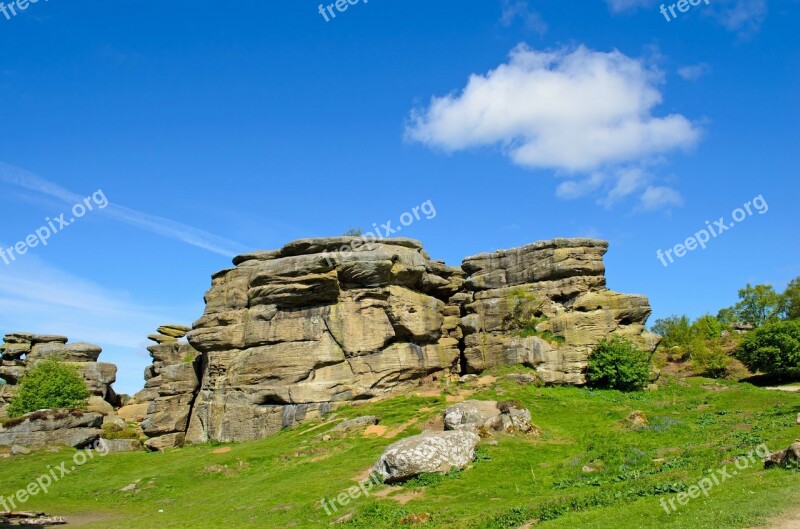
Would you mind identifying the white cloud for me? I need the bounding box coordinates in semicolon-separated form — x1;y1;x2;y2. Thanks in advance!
605;0;769;35
677;63;711;80
638;185;684;211
500;0;548;35
606;0;654;13
709;0;768;36
0;162;249;258
407;45;698;210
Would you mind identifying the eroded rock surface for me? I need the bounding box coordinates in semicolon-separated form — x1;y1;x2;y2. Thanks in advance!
459;239;660;384
372;430;480;483
185;238;463;443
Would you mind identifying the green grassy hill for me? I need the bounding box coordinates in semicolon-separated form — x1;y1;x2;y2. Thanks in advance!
2;371;799;529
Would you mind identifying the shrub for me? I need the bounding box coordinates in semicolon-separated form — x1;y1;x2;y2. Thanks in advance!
734;320;800;375
690;338;730;378
6;359;91;418
587;336;652;391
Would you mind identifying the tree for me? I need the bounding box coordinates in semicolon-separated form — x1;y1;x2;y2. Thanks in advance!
781;277;800;321
587;336;652;391
732;284;781;327
343;227;363;237
734;320;800;375
6;359;91;418
651;315;693;349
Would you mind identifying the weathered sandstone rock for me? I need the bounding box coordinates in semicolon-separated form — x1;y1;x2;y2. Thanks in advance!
372;430;480;483
0;410;103;448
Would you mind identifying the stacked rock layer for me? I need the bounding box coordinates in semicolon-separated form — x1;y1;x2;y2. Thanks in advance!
130;237;660;447
133;325;202;450
185;238;464;443
0;333;118;418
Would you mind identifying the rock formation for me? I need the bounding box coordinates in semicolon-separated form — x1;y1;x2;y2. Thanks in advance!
458;239;660;384
131;325;201;451
129;236;658;448
185;238;464;443
0;333;118;418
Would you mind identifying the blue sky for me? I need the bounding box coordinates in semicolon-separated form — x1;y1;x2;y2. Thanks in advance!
0;0;797;394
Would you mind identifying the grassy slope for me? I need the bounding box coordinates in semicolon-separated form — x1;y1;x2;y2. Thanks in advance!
1;372;799;529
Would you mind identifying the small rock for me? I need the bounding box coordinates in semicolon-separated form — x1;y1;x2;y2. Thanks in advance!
646;384;659;391
506;373;541;385
626;410;649;430
460;374;478;383
120;483;138;492
796;413;800;426
400;512;432;524
331;416;379;432
11;444;31;456
322;435;332;442
581;465;596;473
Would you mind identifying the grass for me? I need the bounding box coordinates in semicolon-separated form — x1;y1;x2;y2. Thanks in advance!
0;374;799;528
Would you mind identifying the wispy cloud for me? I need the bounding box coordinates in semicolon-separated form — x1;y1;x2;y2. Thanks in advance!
500;0;548;35
0;162;249;258
677;63;711;81
0;251;200;394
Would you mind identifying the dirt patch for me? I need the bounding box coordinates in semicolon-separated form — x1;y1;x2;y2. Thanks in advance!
363;425;388;437
386;489;424;505
211;446;231;454
765;386;800;393
386;418;419;439
752;507;800;529
52;512;122;527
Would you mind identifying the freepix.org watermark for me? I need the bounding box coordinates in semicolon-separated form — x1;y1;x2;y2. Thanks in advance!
1;439;109;513
0;189;109;266
656;194;768;268
322;199;437;266
659;0;710;22
659;443;770;514
0;0;47;22
317;0;368;22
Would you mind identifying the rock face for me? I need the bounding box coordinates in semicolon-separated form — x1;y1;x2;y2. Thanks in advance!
0;333;119;418
0;410;103;448
185;238;464;443
132;237;658;447
132;326;201;450
459;239;660;385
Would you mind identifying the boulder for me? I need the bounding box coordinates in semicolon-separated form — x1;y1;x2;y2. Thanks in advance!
0;410;103;448
443;400;536;435
765;442;800;469
28;342;102;363
102;439;143;453
372;430;480;483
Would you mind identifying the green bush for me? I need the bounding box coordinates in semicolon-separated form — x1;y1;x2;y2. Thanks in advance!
587;336;652;391
651;315;693;349
6;359;91;418
734;320;800;375
690;338;730;378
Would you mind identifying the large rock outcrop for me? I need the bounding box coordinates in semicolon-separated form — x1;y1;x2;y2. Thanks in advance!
185;238;464;443
458;239;660;384
0;333;118;418
132;237;658;447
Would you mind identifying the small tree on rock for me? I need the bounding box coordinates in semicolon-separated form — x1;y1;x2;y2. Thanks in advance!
6;359;91;418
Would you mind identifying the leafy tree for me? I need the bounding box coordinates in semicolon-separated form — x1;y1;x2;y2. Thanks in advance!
651;316;693;349
587;336;652;391
716;307;737;325
734;320;800;375
781;277;800;321
6;359;91;418
692;314;727;340
731;284;781;327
